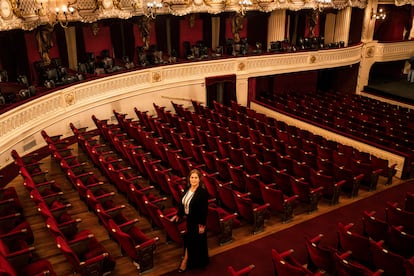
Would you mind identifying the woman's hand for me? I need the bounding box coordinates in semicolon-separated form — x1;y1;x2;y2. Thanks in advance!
198;224;206;234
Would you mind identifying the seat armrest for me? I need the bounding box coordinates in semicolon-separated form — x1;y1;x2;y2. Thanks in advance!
310;186;324;194
118;218;139;232
334;180;347;188
284;195;299;204
309;233;324;244
3;246;36;258
135;237;159;249
253;203;270;212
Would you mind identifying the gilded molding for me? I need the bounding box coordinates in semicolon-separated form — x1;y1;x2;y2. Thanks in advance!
64;92;76;106
152;72;161;82
0;0;368;31
309;55;316;63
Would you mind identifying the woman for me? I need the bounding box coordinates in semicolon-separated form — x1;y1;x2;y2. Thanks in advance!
171;169;209;272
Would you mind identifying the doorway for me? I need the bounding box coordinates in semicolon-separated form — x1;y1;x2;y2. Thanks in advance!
205;74;237;108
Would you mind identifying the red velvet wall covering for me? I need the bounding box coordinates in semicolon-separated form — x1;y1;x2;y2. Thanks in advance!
83;24;113;59
225;15;248;41
374;5;412;41
179;15;204;57
273;71;318;95
24;30;60;84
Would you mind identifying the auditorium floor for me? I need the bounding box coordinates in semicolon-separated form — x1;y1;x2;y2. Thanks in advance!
365;76;414;105
7;143;407;276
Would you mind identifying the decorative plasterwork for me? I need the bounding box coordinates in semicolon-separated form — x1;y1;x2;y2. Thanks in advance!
0;0;368;31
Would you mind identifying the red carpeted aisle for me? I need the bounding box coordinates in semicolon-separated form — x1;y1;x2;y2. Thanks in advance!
163;180;414;275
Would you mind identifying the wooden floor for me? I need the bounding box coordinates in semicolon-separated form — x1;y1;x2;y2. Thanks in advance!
6;142;405;276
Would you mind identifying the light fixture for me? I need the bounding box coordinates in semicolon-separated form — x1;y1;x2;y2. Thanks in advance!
238;0;252;16
372;8;386;20
54;3;75;28
145;0;162;19
36;1;77;28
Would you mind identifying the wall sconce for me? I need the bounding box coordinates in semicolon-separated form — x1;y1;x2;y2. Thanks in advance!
238;0;252;16
36;1;77;28
372;8;386;20
55;4;76;28
145;0;162;19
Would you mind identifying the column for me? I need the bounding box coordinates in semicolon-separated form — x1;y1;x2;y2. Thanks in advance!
211;16;220;51
361;0;379;42
333;6;351;46
267;10;286;50
324;13;336;45
64;27;77;70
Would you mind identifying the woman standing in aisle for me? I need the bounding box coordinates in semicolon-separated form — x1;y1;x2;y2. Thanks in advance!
171;169;209;272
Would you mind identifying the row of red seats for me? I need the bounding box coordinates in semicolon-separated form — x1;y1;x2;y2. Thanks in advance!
151;102;324;213
16;135;117;276
161;101;371;209
0;181;55;275
111;108;272;234
43;128;159;274
272;217;414;275
257;91;414;178
218;99;395;187
90;113;241;244
299;190;414;275
7;150;59;275
142;102;351;220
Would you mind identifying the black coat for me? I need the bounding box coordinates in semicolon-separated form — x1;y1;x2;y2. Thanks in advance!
178;186;208;227
178;186;209;269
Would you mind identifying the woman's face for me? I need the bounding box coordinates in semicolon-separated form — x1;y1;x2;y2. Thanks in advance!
189;172;200;187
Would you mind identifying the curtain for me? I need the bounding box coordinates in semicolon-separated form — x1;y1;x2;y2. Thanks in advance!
75;23;86;62
219;13;227;46
170;15;180;56
205;74;236;107
202;13;212;48
0;30;30;82
248;77;256;106
64;27;77;70
247;11;269;49
55;26;68;67
155;15;168;52
349;7;364;45
109;20;123;59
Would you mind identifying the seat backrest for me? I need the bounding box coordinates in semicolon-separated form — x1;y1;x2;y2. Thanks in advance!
232;191;254;223
56;236;80;268
216;183;237;212
386;201;414;234
334;251;382;276
108;219;137;259
159;213;185;245
337;222;371;265
405;192;414;212
388;225;414;258
370;240;406;276
271;249;313;276
0;252;17;276
259;182;284;212
361;211;389;242
304;236;336;274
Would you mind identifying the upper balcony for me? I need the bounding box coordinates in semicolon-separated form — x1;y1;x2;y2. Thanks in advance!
0;40;413;170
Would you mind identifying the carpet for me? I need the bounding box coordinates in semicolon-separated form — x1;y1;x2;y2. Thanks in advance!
163;180;414;275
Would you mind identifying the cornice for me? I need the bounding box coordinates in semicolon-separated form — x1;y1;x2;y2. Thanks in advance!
0;0;368;31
